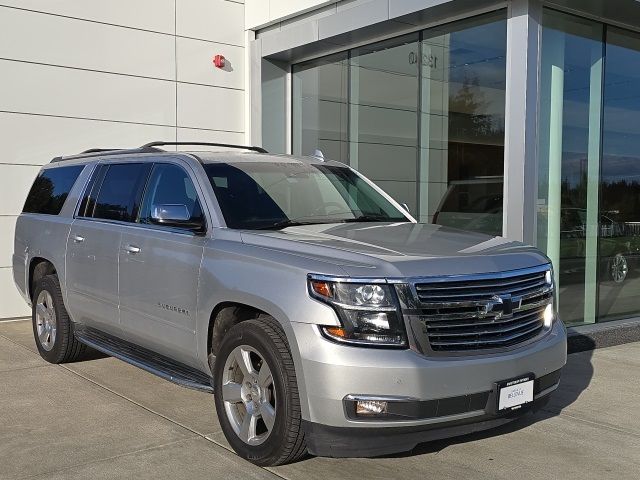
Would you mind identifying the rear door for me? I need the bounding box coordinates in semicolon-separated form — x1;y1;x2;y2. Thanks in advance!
66;162;151;336
118;160;207;367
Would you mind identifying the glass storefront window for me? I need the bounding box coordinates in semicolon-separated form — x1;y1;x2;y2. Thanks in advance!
291;12;507;234
350;35;420;213
420;12;507;235
537;10;604;326
292;53;348;163
599;27;640;321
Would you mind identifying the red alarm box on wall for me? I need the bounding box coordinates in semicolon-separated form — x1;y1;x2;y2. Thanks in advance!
213;54;226;69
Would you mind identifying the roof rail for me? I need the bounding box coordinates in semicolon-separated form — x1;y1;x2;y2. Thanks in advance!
50;146;162;163
49;141;268;164
140;141;268;154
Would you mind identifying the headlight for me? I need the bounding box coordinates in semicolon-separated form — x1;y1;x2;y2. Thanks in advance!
544;265;556;327
308;275;407;347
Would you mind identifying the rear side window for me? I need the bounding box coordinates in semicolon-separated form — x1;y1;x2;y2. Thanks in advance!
23;165;84;215
92;163;150;222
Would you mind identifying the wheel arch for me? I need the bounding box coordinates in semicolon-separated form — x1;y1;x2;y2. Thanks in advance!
28;257;58;300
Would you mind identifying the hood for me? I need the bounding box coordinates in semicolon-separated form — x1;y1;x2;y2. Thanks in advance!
240;222;549;278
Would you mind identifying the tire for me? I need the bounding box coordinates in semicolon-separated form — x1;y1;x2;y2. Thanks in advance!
213;315;307;466
32;274;86;364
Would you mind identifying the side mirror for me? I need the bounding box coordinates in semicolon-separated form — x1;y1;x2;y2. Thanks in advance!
401;203;411;214
150;204;205;232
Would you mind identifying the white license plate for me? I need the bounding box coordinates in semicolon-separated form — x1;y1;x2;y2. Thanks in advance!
498;377;534;411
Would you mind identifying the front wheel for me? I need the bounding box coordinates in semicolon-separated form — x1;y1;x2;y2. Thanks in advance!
213;315;307;466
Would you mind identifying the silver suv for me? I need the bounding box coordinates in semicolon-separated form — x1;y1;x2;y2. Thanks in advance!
13;142;567;466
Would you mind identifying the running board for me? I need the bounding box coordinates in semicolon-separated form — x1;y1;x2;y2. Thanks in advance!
75;326;214;394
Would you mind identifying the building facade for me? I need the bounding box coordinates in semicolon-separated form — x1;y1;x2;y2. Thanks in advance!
2;0;640;330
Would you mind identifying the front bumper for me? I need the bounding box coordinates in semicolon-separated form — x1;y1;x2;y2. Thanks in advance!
291;319;567;432
304;392;553;457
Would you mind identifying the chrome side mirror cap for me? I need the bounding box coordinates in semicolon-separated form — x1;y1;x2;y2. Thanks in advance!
150;204;204;232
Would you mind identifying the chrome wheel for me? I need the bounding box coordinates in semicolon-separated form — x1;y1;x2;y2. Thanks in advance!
221;345;276;446
35;290;57;351
611;253;629;284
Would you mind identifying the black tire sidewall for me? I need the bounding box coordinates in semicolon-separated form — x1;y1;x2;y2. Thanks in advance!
32;275;69;363
213;320;293;464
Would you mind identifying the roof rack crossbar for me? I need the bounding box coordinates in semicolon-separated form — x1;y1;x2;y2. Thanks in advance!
140;141;268;154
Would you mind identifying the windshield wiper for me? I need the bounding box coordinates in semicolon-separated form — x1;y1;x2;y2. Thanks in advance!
254;220;324;230
342;215;406;223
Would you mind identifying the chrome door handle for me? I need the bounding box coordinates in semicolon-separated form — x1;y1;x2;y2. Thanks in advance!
124;244;141;254
72;235;85;243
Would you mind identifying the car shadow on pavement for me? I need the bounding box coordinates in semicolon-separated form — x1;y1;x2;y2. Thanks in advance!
384;338;595;459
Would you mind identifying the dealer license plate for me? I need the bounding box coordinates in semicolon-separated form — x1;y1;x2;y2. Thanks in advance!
498;376;534;411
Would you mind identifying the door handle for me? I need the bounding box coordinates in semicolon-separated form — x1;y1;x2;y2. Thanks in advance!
72;235;85;243
124;244;141;254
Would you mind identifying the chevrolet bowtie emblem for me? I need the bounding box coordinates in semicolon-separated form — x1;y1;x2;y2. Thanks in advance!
480;294;522;320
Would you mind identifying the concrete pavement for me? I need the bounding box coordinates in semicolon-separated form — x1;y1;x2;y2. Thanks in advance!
1;318;638;479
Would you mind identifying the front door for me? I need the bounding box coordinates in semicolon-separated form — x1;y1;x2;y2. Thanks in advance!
118;161;206;367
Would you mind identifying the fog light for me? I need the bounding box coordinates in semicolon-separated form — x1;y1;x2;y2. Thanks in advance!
543;303;554;327
356;400;388;416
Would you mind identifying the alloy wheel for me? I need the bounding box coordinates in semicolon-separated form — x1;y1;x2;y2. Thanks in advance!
35;290;57;351
221;345;276;446
611;253;629;284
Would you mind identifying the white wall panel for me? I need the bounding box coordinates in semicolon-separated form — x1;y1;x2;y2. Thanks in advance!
177;127;245;145
0;60;176;126
0;7;175;80
0;164;41;216
0;216;17;268
177;0;244;46
246;0;336;29
0;268;29;318
0;1;175;34
246;0;270;29
0;113;176;166
177;83;244;131
177;37;244;89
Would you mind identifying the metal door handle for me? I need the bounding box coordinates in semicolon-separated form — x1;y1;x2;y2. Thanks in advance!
72;235;85;243
124;244;141;254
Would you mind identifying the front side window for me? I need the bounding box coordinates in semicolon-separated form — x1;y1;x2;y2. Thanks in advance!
23;165;84;215
139;163;204;227
92;163;150;222
204;162;408;230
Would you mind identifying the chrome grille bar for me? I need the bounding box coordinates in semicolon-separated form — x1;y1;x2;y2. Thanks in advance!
410;266;552;352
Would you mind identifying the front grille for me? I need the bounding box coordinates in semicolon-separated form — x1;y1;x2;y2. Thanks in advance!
412;267;552;352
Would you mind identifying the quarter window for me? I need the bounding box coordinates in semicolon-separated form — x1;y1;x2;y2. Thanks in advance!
92;163;150;222
23;165;84;215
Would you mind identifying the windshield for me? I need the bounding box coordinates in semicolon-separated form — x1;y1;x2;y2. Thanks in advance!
204;161;409;229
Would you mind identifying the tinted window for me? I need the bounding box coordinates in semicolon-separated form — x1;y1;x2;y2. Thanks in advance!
23;165;84;215
204;162;407;229
93;163;150;222
139;163;204;227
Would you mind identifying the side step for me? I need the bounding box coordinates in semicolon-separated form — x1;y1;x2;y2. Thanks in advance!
75;326;214;393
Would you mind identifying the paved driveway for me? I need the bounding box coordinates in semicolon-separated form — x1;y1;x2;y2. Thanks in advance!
1;319;639;479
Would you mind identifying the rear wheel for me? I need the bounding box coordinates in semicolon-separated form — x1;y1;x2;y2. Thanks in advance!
213;315;307;466
32;274;86;363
